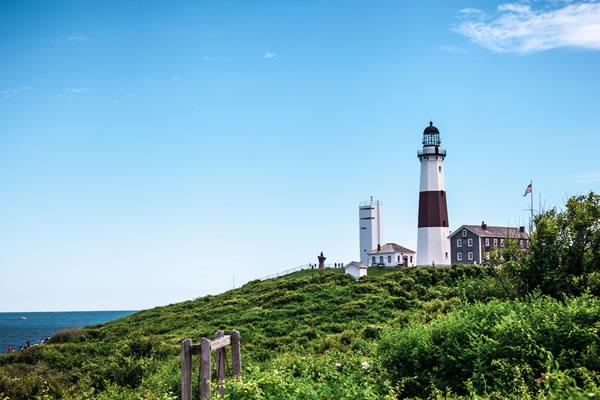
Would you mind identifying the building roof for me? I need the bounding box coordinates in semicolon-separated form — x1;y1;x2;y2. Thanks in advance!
424;121;439;134
449;224;530;239
344;261;367;270
367;243;416;255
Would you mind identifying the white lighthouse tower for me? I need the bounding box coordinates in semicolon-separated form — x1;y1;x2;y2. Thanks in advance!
359;198;383;265
416;122;450;267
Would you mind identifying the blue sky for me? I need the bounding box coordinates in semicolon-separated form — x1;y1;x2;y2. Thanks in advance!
1;0;599;311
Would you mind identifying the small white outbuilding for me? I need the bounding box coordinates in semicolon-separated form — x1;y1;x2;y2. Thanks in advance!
344;261;368;280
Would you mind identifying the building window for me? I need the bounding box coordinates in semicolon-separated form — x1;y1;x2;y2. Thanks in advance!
519;239;523;247
485;238;490;246
468;252;473;261
457;253;462;261
379;256;383;263
494;238;498;246
468;238;473;247
372;257;375;265
397;255;400;262
500;239;504;247
443;220;447;226
445;252;448;259
462;229;467;237
387;255;391;264
410;256;413;263
439;166;442;172
457;239;462;247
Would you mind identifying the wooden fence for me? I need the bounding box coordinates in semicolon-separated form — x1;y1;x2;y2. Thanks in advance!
181;330;241;400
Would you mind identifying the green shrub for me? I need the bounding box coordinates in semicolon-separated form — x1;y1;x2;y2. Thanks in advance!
378;294;600;398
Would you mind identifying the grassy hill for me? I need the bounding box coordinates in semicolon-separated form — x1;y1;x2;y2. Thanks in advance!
1;265;600;399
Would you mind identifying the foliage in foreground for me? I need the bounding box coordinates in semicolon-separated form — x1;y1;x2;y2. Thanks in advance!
378;293;600;398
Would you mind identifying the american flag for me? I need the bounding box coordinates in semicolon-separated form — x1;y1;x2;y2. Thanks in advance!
523;183;532;197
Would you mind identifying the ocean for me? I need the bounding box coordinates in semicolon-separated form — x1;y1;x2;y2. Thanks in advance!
0;310;137;353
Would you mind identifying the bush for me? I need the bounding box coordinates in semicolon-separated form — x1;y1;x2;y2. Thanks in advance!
378;294;600;398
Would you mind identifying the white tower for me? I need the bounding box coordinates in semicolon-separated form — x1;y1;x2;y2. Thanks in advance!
416;122;450;266
359;198;383;265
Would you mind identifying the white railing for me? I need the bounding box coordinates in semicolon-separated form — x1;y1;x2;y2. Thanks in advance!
259;263;340;281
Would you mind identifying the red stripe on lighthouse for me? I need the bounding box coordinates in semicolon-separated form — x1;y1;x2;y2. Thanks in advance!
418;191;448;228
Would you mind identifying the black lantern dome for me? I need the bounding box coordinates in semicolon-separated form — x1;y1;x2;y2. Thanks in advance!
423;121;441;146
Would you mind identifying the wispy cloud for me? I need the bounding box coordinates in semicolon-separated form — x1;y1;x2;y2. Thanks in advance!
455;1;600;53
64;88;88;93
440;45;469;54
202;56;213;62
572;171;600;183
264;51;277;59
1;86;33;99
67;33;87;42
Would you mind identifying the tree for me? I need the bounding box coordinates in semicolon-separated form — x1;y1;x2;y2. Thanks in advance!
524;192;600;297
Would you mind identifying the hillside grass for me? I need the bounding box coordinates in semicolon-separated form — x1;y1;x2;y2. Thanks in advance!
1;265;598;399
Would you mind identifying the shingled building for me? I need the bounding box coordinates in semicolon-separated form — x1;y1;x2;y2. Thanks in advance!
448;222;529;265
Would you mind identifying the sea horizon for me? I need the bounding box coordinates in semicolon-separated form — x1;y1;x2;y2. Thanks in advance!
0;310;138;354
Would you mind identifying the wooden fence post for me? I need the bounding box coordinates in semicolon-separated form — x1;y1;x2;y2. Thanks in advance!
200;337;211;399
231;330;241;377
180;338;192;400
215;330;226;395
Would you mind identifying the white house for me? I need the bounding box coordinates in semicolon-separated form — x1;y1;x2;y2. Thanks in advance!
344;261;367;280
367;243;416;267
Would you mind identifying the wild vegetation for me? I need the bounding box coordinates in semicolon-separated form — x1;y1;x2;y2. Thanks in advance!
1;192;600;399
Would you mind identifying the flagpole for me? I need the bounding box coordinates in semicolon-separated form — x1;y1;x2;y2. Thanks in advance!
530;179;534;233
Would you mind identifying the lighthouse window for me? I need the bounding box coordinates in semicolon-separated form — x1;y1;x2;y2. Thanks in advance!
457;253;462;261
443;220;446;226
457;239;462;247
468;238;473;247
439;166;442;172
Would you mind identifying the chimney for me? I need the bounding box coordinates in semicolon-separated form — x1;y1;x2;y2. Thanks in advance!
378;244;381;252
519;226;525;233
482;221;487;230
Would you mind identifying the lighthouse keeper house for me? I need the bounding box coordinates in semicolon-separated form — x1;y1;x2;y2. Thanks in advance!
367;243;416;267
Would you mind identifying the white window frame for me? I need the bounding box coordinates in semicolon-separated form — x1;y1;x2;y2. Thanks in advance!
468;238;473;247
457;239;462;247
494;238;498;246
485;238;489;246
468;252;473;261
457;253;463;261
500;239;504;247
519;239;523;248
387;255;392;264
462;229;467;237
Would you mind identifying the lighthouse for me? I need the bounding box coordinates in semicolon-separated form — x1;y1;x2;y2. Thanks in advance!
416;122;450;266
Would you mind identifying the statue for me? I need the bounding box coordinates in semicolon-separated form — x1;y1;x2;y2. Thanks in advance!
318;251;326;269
